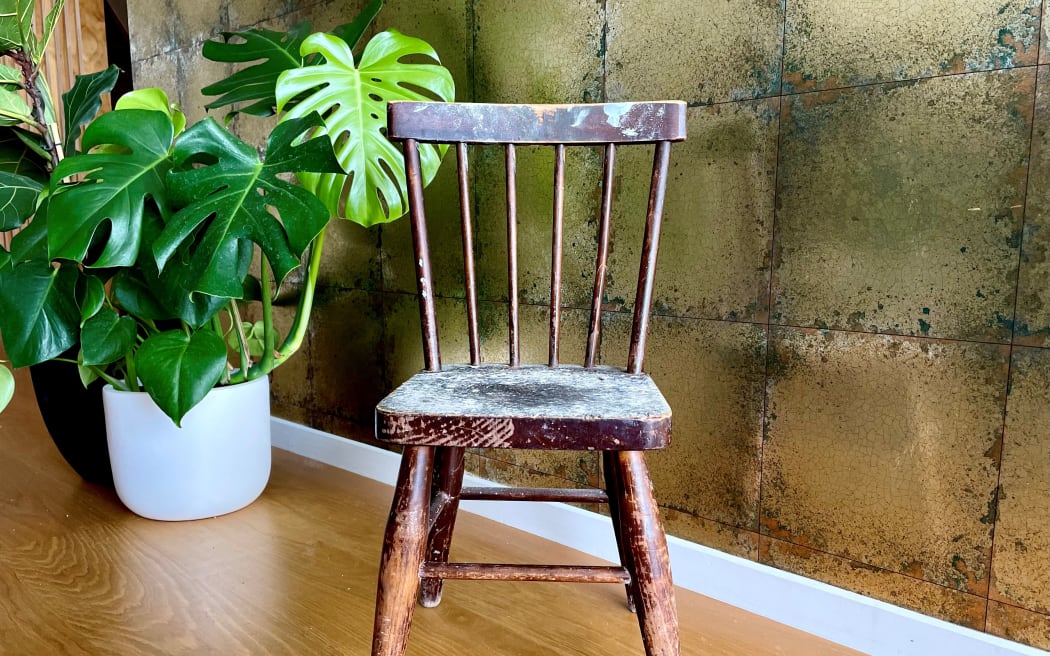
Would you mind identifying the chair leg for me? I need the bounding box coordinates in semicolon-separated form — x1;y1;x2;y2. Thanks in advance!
420;446;466;608
372;446;435;656
602;451;638;613
613;451;679;656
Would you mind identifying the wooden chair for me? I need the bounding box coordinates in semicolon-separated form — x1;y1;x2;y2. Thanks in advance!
372;100;687;656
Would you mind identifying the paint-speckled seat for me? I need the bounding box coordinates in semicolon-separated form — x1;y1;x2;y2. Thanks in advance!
371;100;687;656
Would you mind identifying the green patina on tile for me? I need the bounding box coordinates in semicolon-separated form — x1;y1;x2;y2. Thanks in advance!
606;101;778;322
774;69;1034;342
783;0;1042;92
763;327;1009;595
604;0;784;104
472;145;602;308
1014;65;1050;347
474;0;603;103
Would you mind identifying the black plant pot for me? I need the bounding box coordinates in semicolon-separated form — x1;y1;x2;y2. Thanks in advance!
29;357;113;486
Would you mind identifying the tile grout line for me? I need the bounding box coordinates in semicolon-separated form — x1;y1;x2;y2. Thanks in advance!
754;0;793;553
982;50;1044;634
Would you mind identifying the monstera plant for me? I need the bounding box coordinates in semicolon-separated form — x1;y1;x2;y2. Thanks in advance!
0;0;454;426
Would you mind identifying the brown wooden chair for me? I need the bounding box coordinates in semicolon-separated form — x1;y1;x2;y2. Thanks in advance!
372;100;687;656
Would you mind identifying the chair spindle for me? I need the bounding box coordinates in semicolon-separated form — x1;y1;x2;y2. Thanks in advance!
506;143;520;367
404;138;441;373
456;142;481;366
549;144;566;367
586;143;616;369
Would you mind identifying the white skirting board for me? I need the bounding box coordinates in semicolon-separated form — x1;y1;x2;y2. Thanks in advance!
271;417;1044;656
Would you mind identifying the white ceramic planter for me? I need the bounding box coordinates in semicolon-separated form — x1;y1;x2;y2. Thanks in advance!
103;375;272;521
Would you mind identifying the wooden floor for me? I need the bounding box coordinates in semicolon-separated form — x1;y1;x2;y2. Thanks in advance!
0;369;865;655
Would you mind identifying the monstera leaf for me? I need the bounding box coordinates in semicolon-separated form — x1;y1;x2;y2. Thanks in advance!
154;113;341;298
0;260;79;367
276;30;454;227
0;363;12;413
47;109;174;267
201;21;313;118
135;329;228;427
0;169;41;230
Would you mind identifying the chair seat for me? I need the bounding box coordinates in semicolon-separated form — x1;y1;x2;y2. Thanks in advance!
375;364;672;450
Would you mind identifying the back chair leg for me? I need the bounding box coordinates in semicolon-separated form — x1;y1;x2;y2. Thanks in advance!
420;446;466;607
603;451;638;613
372;446;436;656
614;451;679;656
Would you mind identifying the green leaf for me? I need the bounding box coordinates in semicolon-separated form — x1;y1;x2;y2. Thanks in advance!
0;0;36;56
77;362;98;388
330;0;382;50
78;272;106;321
38;0;64;58
62;65;121;154
0;127;50;182
110;209;235;328
0;85;33;126
136;329;228;426
7;194;46;261
47;109;174;267
0;62;21;86
80;306;136;366
0;245;9;270
276;30;454;226
0;261;79;367
115;87;186;136
227;320;265;358
0;362;13;413
0;169;41;230
155;114;339;298
201;21;312;118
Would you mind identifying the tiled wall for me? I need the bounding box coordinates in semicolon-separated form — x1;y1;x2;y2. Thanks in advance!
127;0;1050;647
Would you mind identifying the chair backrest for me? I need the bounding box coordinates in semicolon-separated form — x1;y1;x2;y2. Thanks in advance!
387;101;686;376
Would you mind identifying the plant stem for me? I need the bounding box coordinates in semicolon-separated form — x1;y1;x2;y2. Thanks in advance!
249;257;277;380
275;227;326;363
212;313;231;384
10;51;59;168
229;299;252;373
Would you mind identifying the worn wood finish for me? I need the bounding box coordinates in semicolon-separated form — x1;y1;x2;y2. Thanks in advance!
457;142;481;366
376;101;687;656
388;101;688;145
628;140;672;375
586;143;617;369
376;365;671;450
421;563;631;584
604;450;639;612
461;486;609;503
420;446;466;608
373;446;435;655
0;375;865;656
616;451;680;655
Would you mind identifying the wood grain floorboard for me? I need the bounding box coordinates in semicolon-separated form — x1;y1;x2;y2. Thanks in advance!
0;369;865;655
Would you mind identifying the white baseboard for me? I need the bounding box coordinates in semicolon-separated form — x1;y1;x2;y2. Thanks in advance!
271;417;1045;656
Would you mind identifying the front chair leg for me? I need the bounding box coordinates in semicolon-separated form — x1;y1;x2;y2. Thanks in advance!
614;450;679;656
603;450;638;613
420;446;466;608
372;446;435;656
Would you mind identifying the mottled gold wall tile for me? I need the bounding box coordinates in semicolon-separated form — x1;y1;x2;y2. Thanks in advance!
990;347;1050;614
760;535;989;630
472;146;601;308
474;0;603;103
602;313;766;530
661;508;760;561
763;328;1009;595
267;304;313;418
987;601;1050;649
227;0;299;31
783;0;1041;92
606;101;778;322
774;70;1034;341
308;288;386;428
1015;65;1050;347
168;0;233;54
316;221;381;292
381;157;471;297
374;0;471;100
605;0;783;103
